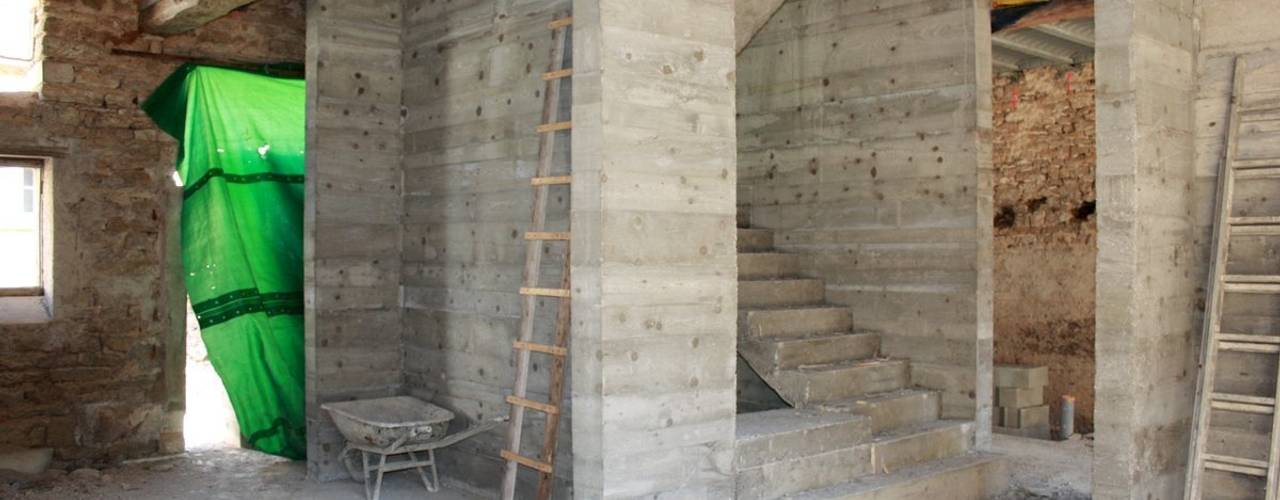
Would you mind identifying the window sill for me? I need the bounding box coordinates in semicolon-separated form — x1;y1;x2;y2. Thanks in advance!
0;295;51;324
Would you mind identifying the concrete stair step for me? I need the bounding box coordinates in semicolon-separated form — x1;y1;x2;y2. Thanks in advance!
819;389;941;434
735;409;870;469
788;452;1008;500
738;228;775;252
739;279;826;308
739;252;804;279
741;332;880;370
868;420;972;473
737;445;873;500
761;359;910;407
741;306;854;340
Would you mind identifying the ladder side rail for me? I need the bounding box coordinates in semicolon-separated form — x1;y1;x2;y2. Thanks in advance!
1186;55;1248;500
536;247;572;500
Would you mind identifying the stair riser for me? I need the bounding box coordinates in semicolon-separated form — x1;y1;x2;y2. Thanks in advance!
872;424;971;472
739;280;825;308
742;334;879;370
805;456;1007;500
737;417;871;469
738;229;774;252
738;253;804;280
737;446;873;500
742;308;853;340
848;392;941;434
800;363;910;405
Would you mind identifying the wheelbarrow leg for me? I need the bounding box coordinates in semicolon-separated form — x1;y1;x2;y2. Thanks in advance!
361;450;372;500
372;452;388;500
407;450;439;492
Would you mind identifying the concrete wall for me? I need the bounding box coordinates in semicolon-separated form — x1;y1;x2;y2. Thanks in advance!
1093;0;1200;497
570;0;739;495
0;0;303;466
1188;2;1280;497
304;0;404;480
736;0;994;431
992;63;1096;433
398;0;573;494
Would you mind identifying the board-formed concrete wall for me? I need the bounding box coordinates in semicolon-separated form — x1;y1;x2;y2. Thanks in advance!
1092;0;1199;498
1186;2;1280;498
736;0;994;431
570;0;739;495
304;0;405;481
398;0;573;494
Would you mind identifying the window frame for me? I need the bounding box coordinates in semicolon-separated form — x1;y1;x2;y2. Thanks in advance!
0;156;46;298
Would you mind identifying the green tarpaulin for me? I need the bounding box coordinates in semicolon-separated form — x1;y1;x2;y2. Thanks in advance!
144;64;306;459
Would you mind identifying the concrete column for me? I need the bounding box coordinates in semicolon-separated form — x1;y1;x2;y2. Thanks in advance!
1093;0;1199;498
569;0;739;496
304;0;405;480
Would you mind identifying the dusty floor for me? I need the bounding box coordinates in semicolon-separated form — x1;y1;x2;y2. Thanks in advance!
993;433;1092;499
2;448;483;500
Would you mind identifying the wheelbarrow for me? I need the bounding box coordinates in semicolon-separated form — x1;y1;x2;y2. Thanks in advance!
322;396;503;500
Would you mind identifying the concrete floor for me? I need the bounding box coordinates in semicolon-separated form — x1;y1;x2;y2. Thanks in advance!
4;448;483;500
992;433;1092;499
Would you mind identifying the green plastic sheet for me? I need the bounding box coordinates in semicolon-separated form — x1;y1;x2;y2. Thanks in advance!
144;65;306;459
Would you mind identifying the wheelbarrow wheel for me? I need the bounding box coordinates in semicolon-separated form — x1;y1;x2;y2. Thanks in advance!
340;446;364;482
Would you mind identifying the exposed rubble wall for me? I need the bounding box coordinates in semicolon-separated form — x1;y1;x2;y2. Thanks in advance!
992;63;1096;433
0;0;304;466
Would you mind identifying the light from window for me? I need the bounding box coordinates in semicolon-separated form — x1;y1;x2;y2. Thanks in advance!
0;0;39;93
0;165;41;289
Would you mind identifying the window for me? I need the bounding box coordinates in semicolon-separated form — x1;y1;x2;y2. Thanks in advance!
0;0;39;93
0;159;43;295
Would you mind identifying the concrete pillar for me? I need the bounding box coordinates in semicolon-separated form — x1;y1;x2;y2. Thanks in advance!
1093;0;1199;498
304;0;405;481
569;0;739;496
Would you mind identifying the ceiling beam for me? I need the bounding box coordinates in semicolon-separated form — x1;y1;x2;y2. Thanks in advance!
737;0;788;54
997;0;1093;34
993;35;1075;65
141;0;257;36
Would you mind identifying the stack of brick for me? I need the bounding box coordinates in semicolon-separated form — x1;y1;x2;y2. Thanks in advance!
993;364;1050;439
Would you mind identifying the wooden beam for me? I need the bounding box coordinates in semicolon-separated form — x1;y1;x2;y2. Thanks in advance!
141;0;258;36
996;0;1093;34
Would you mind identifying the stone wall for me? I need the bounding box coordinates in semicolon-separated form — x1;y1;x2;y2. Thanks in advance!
398;0;572;494
736;0;995;433
0;0;303;466
303;0;404;481
992;63;1096;433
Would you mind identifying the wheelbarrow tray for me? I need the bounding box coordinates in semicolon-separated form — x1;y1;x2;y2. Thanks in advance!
322;396;454;449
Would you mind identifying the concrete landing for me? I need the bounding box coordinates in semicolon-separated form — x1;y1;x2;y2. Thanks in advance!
789;452;1008;500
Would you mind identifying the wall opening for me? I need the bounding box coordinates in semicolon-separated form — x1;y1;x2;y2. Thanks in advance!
0;0;42;93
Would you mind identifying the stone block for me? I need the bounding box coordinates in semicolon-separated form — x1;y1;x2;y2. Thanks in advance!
999;404;1049;429
995;386;1043;409
993;364;1048;388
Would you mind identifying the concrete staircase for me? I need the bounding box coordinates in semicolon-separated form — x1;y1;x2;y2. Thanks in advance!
734;226;1007;499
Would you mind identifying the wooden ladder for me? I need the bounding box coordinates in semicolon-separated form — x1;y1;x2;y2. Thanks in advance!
499;14;573;500
1186;54;1280;500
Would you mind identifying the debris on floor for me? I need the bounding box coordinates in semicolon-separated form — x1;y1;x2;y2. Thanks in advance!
993;432;1092;499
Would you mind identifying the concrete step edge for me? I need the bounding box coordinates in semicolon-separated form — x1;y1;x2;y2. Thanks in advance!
786;452;1008;499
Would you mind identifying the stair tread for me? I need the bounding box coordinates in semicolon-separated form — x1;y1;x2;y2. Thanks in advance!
792;358;906;374
743;304;849;313
752;330;878;344
736;408;867;442
870;419;970;443
819;389;940;409
789;452;1004;499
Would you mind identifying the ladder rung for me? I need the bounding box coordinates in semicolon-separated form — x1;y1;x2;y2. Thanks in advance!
1239;106;1280;121
520;287;571;298
507;395;560;415
1233;158;1280;169
1210;394;1275;414
1220;341;1280;353
501;450;554;474
536;121;572;133
1223;282;1280;294
1213;392;1276;406
1204;454;1270;477
514;340;567;357
548;17;573;29
1229;216;1280;225
542;68;573;80
525;231;571;241
531;175;572;186
1224;274;1280;284
1219;333;1280;344
1235;167;1280;180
